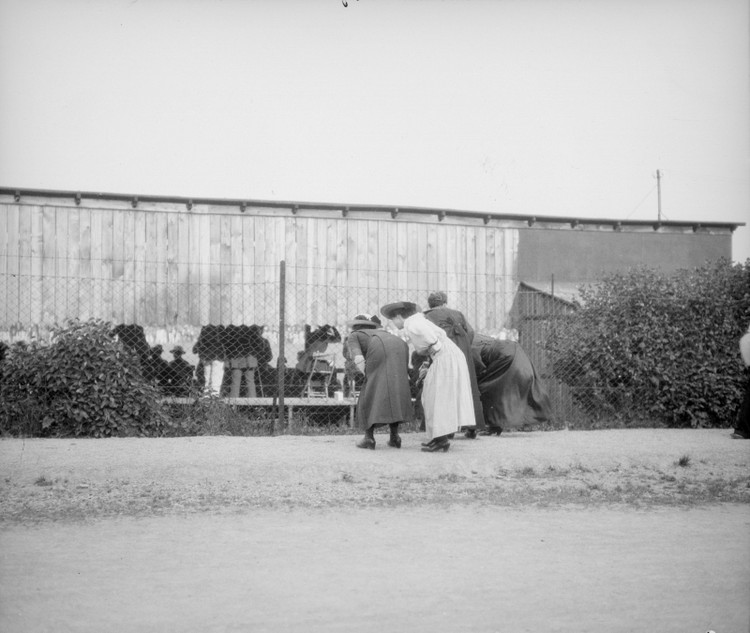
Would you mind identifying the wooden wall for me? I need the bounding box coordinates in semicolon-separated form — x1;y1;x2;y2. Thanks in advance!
0;196;519;351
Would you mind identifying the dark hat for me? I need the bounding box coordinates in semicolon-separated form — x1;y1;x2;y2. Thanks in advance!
346;314;378;328
380;301;419;320
171;345;185;355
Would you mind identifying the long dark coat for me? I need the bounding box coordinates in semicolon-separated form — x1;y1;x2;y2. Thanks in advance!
472;334;552;430
347;328;414;430
423;306;485;429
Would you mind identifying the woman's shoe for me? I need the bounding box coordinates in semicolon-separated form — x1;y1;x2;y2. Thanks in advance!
387;435;402;449
480;426;503;436
421;438;437;447
464;428;478;439
421;438;450;453
356;436;376;450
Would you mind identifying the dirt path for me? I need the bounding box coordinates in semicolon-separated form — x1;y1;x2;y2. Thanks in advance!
1;506;748;633
1;429;749;632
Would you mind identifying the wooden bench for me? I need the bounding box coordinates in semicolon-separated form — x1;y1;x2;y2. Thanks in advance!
161;396;359;427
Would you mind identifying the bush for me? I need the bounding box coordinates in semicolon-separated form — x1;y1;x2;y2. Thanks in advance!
0;319;169;437
546;259;750;427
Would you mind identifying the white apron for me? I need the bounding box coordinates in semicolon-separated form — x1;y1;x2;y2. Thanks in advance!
404;313;476;440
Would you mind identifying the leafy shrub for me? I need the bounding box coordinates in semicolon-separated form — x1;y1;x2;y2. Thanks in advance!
0;319;168;437
546;259;750;427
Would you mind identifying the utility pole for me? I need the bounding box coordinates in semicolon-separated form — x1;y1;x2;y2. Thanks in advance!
656;169;662;222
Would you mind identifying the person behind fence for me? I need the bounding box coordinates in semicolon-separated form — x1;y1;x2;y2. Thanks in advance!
249;325;273;396
193;325;225;396
346;313;413;450
471;333;552;435
166;345;194;397
143;344;170;389
423;291;485;439
381;301;475;453
732;323;750;440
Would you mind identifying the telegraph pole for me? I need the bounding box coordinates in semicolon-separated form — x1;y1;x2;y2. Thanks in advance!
656;169;662;221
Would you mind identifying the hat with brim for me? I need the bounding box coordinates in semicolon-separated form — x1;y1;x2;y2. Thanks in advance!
346;314;378;328
380;301;419;320
171;345;185;354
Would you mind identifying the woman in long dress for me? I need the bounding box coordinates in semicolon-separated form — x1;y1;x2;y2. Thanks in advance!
346;314;414;450
381;301;476;452
471;333;552;434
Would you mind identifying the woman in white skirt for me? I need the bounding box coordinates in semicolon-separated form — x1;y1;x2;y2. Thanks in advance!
381;301;476;452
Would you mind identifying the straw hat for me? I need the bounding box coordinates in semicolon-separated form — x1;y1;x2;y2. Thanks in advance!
380;301;419;320
346;314;379;328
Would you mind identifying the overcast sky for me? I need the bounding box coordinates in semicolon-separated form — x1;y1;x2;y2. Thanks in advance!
1;0;748;262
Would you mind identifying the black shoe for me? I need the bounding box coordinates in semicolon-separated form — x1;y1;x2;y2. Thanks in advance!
388;435;402;449
421;438;450;453
464;428;478;439
421;438;436;447
356;436;376;450
480;426;503;436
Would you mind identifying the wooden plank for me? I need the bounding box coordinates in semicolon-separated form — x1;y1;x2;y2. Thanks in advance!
453;224;466;313
41;206;57;324
66;207;81;321
229;215;243;323
111;207;124;323
165;212;179;327
385;221;398;307
415;222;428;304
209;216;222;323
77;206;92;321
198;214;211;325
219;215;232;323
5;204;20;326
241;215;256;324
89;210;104;324
133;211;147;323
484;226;497;328
144;212;157;325
0;204;7;328
465;226;477;326
154;212;168;327
176;211;190;327
29;207;44;326
54;207;69;323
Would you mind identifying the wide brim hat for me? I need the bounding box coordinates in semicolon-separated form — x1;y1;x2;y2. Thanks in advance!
170;345;185;354
380;301;419;320
346;314;378;328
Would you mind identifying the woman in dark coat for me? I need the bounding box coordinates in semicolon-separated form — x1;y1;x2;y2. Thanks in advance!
346;314;414;450
472;333;552;435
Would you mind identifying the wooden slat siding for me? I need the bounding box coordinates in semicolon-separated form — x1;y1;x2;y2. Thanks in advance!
133;212;147;324
253;215;267;324
473;227;487;330
396;220;408;296
229;215;242;323
41;206;56;324
208;215;222;324
465;226;477;327
144;212;158;325
188;212;201;325
120;210;134;323
271;217;285;326
89;210;103;325
241;214;255;324
413;223;426;306
197;213;211;325
176;212;190;327
0;204;7;327
483;225;496;328
16;205;32;327
77;206;92;321
110;207;124;323
66;207;81;321
425;223;437;298
6;205;20;326
218;215;231;323
385;220;397;309
30;207;44;326
446;224;458;306
504;229;519;327
376;219;388;313
326;219;339;319
404;222;418;298
154;212;168;327
164;212;177;326
335;218;348;322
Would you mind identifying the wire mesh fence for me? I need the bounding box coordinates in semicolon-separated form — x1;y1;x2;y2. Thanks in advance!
1;253;614;434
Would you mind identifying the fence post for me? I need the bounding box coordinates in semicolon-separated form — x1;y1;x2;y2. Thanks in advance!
276;260;286;434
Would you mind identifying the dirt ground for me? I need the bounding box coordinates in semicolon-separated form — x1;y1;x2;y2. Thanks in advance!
1;429;749;632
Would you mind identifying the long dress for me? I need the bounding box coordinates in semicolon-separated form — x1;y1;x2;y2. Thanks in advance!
346;328;414;430
403;313;476;440
424;306;485;429
472;333;552;430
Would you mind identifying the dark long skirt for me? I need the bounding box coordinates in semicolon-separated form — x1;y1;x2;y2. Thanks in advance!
473;337;552;430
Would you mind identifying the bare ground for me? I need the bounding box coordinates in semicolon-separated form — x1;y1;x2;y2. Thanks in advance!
1;429;749;633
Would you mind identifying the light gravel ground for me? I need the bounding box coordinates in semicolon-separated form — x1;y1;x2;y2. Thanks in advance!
1;429;748;633
1;428;748;522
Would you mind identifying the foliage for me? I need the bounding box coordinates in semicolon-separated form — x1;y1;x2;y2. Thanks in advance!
545;259;750;428
0;319;168;437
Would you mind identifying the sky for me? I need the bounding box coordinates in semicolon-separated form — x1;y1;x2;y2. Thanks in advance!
1;0;748;262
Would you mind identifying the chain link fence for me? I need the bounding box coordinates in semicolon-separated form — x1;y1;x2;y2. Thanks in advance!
1;252;616;435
